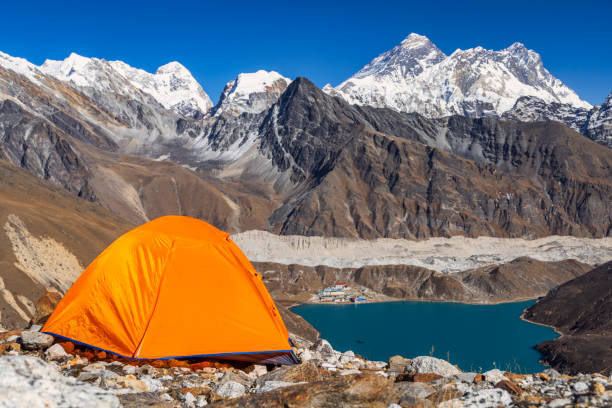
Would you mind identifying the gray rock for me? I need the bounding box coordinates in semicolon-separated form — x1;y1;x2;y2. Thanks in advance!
195;395;208;407
547;398;572;408
542;368;562;379
257;380;305;393
215;381;246;399
388;355;411;373
447;388;513;408
29;325;42;332
394;381;435;399
310;339;334;356
45;343;68;360
573;381;589;393
399;395;432;407
453;372;478;383
0;355;120;407
182;391;196;407
483;368;508;384
20;331;54;350
405;356;461;377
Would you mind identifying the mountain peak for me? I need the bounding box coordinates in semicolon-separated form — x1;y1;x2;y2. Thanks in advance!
332;36;591;117
156;61;188;75
212;70;291;116
400;33;432;48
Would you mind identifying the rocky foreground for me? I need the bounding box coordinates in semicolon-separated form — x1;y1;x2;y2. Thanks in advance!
1;327;611;408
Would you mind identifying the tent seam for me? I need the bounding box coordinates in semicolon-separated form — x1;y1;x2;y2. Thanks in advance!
132;239;176;358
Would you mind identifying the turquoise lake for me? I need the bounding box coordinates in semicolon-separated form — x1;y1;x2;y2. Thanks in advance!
292;300;557;373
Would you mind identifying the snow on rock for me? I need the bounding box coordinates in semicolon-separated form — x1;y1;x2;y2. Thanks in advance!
0;355;120;408
586;91;612;147
0;51;43;84
329;34;591;119
41;53;212;117
211;70;291;116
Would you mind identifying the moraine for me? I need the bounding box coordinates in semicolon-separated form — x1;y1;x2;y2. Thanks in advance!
292;300;557;373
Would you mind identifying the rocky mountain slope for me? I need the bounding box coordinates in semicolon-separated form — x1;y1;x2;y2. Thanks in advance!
255;257;591;307
0;160;131;330
2;47;612;239
523;261;612;375
256;78;612;238
503;92;612;148
585;91;612;147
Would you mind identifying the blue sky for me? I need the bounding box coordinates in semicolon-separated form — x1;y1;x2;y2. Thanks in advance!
1;1;610;104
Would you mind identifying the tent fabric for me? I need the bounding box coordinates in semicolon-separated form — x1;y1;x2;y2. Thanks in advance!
42;216;297;364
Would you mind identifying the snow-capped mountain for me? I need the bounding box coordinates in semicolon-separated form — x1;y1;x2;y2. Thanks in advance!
502;96;591;132
329;34;591;118
41;53;212;118
585;91;612;146
211;70;291;116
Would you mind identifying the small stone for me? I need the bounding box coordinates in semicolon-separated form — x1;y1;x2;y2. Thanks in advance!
215;381;246;399
394;381;435;399
245;364;267;379
388;355;411;373
539;373;551;381
495;379;522;395
29;325;42;332
298;349;313;362
20;331;54;350
483;369;507;384
0;342;21;354
542;368;561;379
195;395;208;407
310;339;334;356
122;364;137;375
573;381;588;393
6;335;19;342
257;380;305;393
453;372;478;383
183;392;196;405
45;343;68;360
547;398;572;408
593;381;605;395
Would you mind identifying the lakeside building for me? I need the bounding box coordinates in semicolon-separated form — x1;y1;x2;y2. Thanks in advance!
317;283;369;303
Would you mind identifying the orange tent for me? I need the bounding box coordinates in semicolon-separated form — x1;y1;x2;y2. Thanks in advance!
42;216;297;364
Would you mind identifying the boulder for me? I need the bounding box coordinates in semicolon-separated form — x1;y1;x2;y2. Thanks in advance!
208;374;398;408
31;291;62;325
0;355;120;407
20;331;54;350
405;356;461;377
